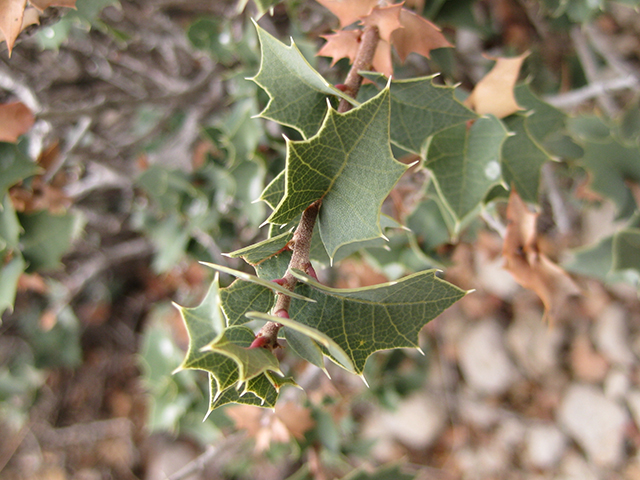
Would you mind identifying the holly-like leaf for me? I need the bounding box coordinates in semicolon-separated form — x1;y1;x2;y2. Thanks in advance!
362;72;477;155
174;274;226;372
204;326;282;382
260;169;286;210
318;29;360;67
316;0;378;28
220;279;274;326
208;372;279;410
19;210;77;271
269;269;465;375
501;114;553;204
569;115;640;219
0;143;41;198
360;3;403;42
465;52;529;118
0;254;25;316
0;194;21;252
0;0;27;55
268;87;408;260
201;262;315;302
425;115;509;228
0;102;35;142
226;230;293;265
612;228;640;275
250;22;355;139
390;8;452;61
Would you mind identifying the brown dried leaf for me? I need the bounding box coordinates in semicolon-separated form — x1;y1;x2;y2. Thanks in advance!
318;29;360;66
29;0;76;11
360;3;403;42
275;401;315;439
503;189;580;321
316;0;378;28
372;38;393;77
0;101;34;142
0;0;27;55
465;52;529;118
391;8;452;61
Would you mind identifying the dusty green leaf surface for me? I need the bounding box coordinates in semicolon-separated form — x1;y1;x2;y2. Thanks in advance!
501;114;552;203
362;72;477;155
226;229;293;265
19;211;77;271
220;279;274;326
0;254;25;316
0;195;21;252
268;88;407;260
425;115;508;228
260;169;286;210
0;143;41;198
613;228;640;274
282;269;466;374
569;116;640;219
251;23;354;139
175;275;227;371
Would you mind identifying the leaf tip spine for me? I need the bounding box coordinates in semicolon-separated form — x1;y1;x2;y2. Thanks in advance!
466;288;476;295
359;375;370;388
416;347;426;356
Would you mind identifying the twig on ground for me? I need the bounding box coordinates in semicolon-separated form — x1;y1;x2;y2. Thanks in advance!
543;74;639;109
42;116;92;183
570;26;618;116
541;162;572;236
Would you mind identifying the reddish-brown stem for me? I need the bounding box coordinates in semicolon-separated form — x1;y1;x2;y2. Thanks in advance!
252;24;381;351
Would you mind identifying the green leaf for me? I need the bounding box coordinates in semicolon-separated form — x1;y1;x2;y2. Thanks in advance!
0;143;41;198
260;170;286;210
174;274;227;372
19;210;77;271
208;372;279;410
220;279;274;326
569;115;640;218
425;115;509;228
268;88;408;260
219;99;262;166
0;254;25;316
362;72;477;155
344;464;416;480
283;328;327;372
501;114;553;203
0;195;21;252
280;269;466;375
204;326;282;382
251;22;355;139
612;228;640;274
201;262;315;302
226;230;293;265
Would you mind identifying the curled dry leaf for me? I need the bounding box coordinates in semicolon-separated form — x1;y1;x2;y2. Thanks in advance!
465;51;529;118
29;0;77;11
391;8;452;61
372;38;393;77
0;0;27;55
0;101;35;142
503;189;580;321
315;0;378;28
360;2;403;42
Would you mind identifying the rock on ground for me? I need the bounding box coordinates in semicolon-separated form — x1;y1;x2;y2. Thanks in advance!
558;384;628;468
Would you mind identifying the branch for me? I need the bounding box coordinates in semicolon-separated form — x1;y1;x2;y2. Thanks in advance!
251;25;381;350
543;74;639;110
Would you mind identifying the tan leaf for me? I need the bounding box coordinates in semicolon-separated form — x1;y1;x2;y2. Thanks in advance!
0;0;27;56
315;0;378;28
0;101;35;142
391;8;452;62
29;0;76;11
464;51;529;118
503;189;580;321
360;3;403;43
318;29;360;66
275;401;315;439
372;38;393;77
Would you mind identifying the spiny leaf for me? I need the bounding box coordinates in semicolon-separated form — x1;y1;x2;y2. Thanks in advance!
501;114;553;204
201;262;315;302
19;210;77;271
0;0;27;56
316;0;378;28
250;22;355;139
220;279;275;326
208;372;278;410
318;30;360;67
425;115;509;229
283;269;466;375
260;169;286;210
612;228;640;275
569;115;640;219
360;3;403;42
174;274;226;371
362;72;477;155
204;326;282;382
390;8;453;61
268;87;407;260
226;230;293;265
0;142;41;198
0;194;21;252
0;254;25;316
